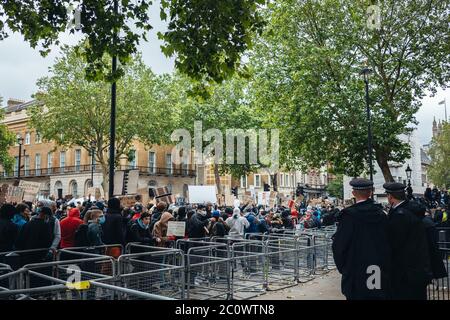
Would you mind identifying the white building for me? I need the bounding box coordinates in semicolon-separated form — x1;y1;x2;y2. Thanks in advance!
344;129;426;203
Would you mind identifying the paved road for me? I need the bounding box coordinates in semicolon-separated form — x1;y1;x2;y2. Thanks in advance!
252;270;345;300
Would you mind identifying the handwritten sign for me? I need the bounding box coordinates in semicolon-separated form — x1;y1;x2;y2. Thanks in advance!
0;184;25;204
18;181;41;194
167;221;186;237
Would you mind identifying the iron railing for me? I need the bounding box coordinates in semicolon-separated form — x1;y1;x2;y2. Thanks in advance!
0;165;196;179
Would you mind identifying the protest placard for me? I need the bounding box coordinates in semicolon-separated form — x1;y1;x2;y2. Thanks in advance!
188;185;217;204
18;180;41;194
0;184;25;204
167;221;186;237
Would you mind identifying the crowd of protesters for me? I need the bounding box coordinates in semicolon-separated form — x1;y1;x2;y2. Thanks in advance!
0;194;340;260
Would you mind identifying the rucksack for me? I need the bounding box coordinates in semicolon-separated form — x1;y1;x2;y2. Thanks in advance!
74;224;90;247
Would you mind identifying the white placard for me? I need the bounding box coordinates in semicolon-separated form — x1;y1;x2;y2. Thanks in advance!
258;192;271;206
188;185;217;204
18;180;41;194
234;199;241;208
167;221;186;237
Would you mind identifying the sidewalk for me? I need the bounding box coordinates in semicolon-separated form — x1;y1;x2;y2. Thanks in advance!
252;270;345;300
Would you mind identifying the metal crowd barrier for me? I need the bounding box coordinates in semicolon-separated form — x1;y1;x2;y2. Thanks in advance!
117;247;184;299
0;268;172;300
428;248;450;301
185;243;231;300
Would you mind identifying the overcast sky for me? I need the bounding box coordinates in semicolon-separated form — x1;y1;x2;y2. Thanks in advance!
0;4;448;146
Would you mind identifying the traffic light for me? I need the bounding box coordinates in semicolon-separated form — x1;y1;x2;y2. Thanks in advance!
263;183;270;192
231;186;238;197
296;184;304;197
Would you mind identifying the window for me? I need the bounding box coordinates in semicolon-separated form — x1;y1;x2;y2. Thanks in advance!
24;156;30;176
47;152;53;174
240;176;248;189
286;174;290;187
148;151;156;174
182;163;189;175
35;131;42;144
129;150;137;169
280;173;284;187
60;151;66;171
35;154;41;175
166;154;172;175
25;132;31;145
254;174;261;188
75;149;81;171
15;134;21;146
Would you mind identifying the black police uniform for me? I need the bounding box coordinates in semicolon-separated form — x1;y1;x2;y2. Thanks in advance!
332;178;391;300
384;182;433;300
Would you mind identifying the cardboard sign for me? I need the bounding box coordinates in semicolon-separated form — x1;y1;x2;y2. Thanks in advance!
0;184;25;204
18;180;41;194
225;193;236;207
258;192;271;206
156;194;175;204
188;185;217;204
117;195;137;208
86;187;102;200
126;170;139;195
167;221;186;237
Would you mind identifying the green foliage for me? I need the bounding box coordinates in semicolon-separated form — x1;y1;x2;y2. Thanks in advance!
0;96;15;172
159;0;266;92
428;122;450;189
326;174;344;199
250;0;449;181
173;74;268;179
28;46;177;180
0;0;267;86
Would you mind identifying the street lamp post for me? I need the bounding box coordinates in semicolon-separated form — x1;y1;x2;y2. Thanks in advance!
360;65;374;183
90;141;96;187
405;164;413;200
17;137;24;180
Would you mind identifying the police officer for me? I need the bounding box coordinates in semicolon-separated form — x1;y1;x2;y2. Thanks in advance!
332;178;391;300
384;182;432;300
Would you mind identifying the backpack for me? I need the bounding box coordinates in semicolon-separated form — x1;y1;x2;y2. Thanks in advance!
74;224;90;247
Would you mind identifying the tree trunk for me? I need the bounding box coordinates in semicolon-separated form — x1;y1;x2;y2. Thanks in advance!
214;164;222;195
375;150;394;182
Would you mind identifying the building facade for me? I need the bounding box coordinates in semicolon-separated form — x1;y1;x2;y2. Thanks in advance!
0;99;196;200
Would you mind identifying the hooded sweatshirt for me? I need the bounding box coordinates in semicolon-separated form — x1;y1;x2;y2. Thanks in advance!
152;212;173;247
226;209;250;240
60;208;83;248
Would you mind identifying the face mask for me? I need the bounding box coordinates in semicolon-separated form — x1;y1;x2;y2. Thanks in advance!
99;216;106;224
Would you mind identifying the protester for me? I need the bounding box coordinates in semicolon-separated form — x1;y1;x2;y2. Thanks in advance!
187;207;210;238
152;211;174;247
0;204;19;252
102;197;125;258
128;211;154;245
15;207;54;263
208;210;228;237
149;201;167;231
13;203;30;229
86;209;105;247
226;208;250;240
59;208;83;248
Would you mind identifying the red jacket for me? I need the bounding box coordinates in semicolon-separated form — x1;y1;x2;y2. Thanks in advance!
60;208;83;248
